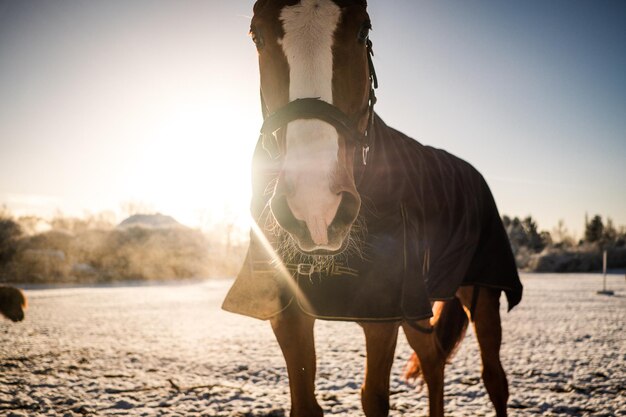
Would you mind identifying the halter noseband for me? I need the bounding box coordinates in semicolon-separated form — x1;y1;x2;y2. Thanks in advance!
259;39;378;165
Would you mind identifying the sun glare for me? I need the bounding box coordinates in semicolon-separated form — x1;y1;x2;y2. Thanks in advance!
122;99;258;231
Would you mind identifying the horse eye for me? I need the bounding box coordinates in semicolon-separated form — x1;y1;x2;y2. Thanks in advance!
357;22;371;44
250;28;265;50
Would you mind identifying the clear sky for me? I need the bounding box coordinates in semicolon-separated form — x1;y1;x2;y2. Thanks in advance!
1;0;624;238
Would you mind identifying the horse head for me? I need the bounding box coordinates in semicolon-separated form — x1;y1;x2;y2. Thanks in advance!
252;0;374;255
0;286;27;322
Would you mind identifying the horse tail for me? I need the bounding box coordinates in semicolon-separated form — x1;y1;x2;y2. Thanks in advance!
404;297;469;381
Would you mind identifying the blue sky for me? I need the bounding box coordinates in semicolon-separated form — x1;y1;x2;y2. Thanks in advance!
0;0;624;237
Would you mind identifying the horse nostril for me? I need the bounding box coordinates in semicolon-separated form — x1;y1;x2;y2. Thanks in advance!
270;194;306;237
270;188;361;253
332;191;360;227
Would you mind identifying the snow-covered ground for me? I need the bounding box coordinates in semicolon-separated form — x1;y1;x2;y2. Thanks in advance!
1;274;624;416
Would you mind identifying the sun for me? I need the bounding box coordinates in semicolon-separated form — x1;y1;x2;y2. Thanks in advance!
122;100;258;231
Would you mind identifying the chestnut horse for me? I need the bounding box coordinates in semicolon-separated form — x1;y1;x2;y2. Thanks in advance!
0;286;27;322
223;1;522;416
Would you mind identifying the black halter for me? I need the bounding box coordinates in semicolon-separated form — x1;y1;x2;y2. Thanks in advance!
259;39;378;165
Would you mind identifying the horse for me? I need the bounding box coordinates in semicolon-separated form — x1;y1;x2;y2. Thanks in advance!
223;1;523;416
0;286;27;322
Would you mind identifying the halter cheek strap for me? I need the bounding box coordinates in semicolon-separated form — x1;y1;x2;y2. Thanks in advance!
259;39;378;165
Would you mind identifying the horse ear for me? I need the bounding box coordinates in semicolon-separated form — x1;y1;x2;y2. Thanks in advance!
253;0;268;14
254;0;301;14
333;0;368;7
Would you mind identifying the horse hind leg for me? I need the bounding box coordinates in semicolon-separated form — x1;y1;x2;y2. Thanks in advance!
457;286;509;417
271;303;323;417
403;297;469;417
360;322;399;417
402;320;445;417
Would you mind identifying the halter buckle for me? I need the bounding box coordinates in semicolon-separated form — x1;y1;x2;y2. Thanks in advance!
362;145;370;165
297;263;315;276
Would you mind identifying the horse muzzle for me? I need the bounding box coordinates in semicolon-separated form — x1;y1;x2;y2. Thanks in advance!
270;187;360;254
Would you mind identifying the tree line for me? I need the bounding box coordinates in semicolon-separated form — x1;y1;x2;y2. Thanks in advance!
1;209;624;283
0;209;245;284
503;214;626;272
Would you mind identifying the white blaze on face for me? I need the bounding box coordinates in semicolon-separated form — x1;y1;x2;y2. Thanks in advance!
279;0;342;247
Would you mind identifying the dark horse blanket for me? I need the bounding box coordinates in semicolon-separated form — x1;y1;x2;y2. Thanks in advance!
223;115;523;321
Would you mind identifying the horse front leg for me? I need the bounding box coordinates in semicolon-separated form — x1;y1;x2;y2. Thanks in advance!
360;322;400;417
271;302;322;417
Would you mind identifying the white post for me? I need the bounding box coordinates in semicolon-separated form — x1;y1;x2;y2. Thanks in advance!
597;250;613;295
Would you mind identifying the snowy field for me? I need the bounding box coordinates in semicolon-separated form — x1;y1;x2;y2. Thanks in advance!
1;273;624;417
